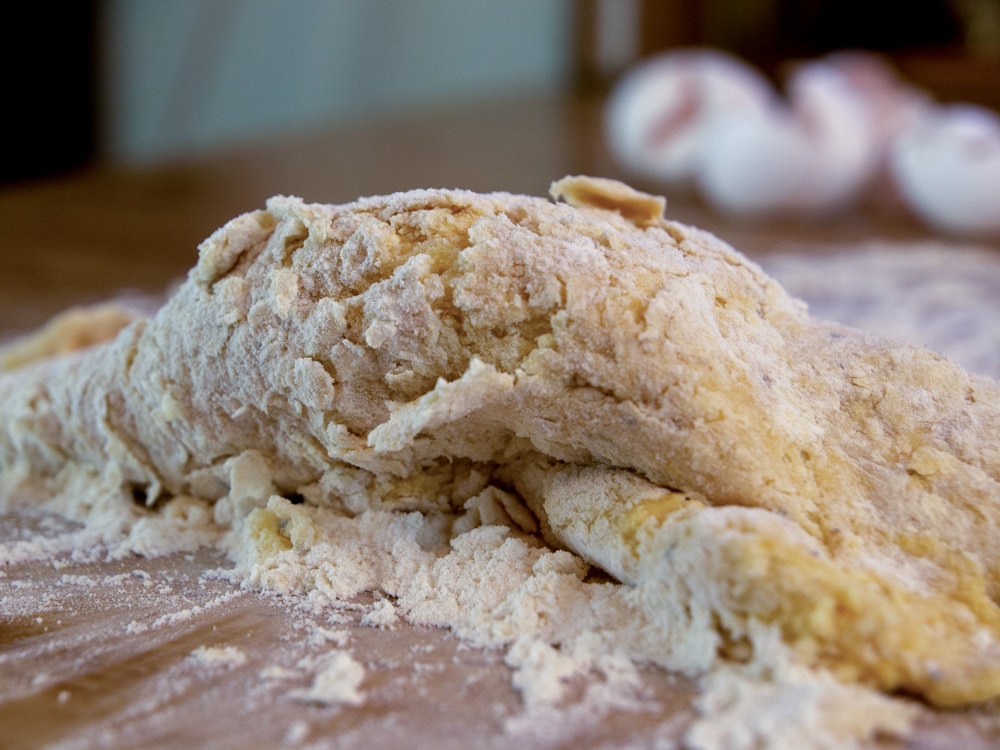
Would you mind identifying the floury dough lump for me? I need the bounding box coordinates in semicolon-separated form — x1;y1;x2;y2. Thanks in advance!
2;176;999;729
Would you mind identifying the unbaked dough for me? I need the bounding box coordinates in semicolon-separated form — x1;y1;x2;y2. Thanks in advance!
1;176;998;709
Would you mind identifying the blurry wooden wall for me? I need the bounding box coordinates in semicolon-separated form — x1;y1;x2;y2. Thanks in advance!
573;0;1000;107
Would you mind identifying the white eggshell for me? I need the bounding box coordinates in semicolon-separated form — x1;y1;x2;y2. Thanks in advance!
817;51;932;150
697;62;877;216
696;113;813;215
604;48;774;183
785;61;882;208
889;104;1000;235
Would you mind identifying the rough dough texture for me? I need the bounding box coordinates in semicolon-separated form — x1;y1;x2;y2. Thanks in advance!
2;176;999;707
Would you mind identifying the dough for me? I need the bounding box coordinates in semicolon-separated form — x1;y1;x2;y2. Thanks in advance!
0;302;139;371
1;176;998;707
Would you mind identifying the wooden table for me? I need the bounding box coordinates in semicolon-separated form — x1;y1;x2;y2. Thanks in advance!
2;93;999;749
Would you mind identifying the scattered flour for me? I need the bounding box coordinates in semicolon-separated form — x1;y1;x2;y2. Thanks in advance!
764;241;1000;380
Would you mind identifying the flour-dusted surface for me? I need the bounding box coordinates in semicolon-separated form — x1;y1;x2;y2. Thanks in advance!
3;177;1000;748
764;241;1000;380
0;510;701;750
5;509;1000;750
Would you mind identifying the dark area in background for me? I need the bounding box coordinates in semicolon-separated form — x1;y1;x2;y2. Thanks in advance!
0;1;991;185
1;3;99;185
576;0;993;98
765;0;965;65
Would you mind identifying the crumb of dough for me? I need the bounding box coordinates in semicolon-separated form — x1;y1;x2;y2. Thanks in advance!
360;596;397;629
688;663;916;750
292;651;366;707
0;302;140;371
283;720;310;745
188;644;248;669
1;177;999;743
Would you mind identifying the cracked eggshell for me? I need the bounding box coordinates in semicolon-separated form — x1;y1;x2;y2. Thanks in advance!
815;51;933;212
697;61;876;216
786;60;883;208
817;51;932;154
604;48;774;183
889;104;1000;235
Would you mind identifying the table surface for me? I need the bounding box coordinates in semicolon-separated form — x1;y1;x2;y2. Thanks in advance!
2;92;999;749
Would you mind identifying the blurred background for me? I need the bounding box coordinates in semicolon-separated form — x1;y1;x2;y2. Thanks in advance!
4;0;999;182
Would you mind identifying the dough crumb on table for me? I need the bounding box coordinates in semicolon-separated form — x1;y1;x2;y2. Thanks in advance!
291;650;366;707
2;176;999;748
188;644;248;669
